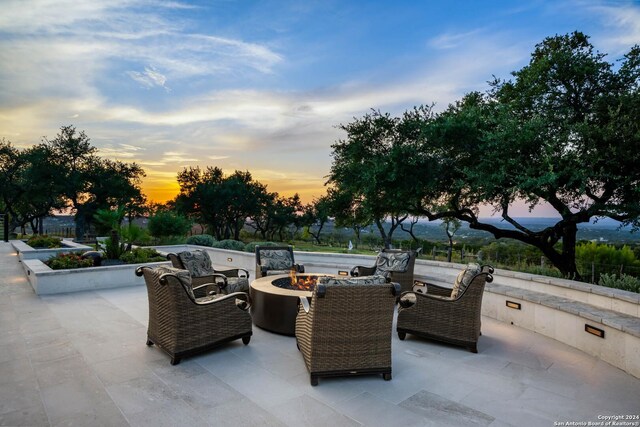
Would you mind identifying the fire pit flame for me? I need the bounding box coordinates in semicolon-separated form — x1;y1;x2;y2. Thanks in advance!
288;270;318;291
271;273;325;292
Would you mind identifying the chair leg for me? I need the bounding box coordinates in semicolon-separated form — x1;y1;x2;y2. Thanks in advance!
242;336;251;345
469;344;478;354
170;356;181;365
383;373;392;381
146;338;153;346
397;331;406;340
310;375;318;386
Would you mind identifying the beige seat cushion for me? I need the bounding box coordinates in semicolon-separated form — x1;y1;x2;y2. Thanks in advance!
450;263;481;299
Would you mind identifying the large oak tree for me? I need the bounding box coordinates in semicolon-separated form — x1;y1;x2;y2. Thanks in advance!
418;32;640;279
329;32;640;279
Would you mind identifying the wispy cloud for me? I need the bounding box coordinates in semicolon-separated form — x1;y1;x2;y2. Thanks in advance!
161;151;199;164
96;143;145;159
0;0;282;100
428;29;485;50
3;0;639;204
127;66;169;90
588;3;640;53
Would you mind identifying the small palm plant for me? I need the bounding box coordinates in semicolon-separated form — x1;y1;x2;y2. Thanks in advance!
93;207;148;260
94;207;126;260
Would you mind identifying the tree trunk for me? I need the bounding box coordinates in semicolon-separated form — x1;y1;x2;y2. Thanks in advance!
447;236;453;263
75;216;86;241
375;219;391;249
520;224;582;281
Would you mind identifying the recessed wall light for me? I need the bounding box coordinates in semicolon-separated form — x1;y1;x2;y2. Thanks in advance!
585;324;605;338
506;300;521;310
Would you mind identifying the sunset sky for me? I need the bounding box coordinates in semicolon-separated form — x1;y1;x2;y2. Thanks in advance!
1;0;639;216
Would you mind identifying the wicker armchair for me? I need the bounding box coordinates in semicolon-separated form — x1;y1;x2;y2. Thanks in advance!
255;245;304;278
136;265;252;365
350;249;416;293
167;250;250;295
396;264;494;353
295;275;400;386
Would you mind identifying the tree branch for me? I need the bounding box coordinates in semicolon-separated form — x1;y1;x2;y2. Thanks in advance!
500;200;533;235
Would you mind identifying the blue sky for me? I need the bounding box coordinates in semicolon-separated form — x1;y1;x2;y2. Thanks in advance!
1;0;639;215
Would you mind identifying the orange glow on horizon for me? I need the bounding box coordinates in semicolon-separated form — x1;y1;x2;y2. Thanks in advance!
142;178;325;205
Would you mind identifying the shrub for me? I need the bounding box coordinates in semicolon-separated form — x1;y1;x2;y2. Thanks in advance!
211;239;246;251
119;248;166;264
598;273;640;293
148;211;192;238
186;234;216;247
46;253;94;270
103;235;124;260
27;235;63;248
576;242;640;282
244;241;279;253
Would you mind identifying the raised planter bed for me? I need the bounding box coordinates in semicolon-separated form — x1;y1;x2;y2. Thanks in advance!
12;239;93;261
21;257;170;295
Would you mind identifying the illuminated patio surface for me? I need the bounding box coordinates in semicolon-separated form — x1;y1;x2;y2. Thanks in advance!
1;242;638;426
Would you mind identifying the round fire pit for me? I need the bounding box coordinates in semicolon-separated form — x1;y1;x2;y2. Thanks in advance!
250;273;331;336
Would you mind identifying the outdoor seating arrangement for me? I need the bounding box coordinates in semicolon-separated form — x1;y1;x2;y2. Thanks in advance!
396;263;494;353
295;275;400;386
255;245;305;277
168;249;250;294
350;249;416;293
135;265;252;365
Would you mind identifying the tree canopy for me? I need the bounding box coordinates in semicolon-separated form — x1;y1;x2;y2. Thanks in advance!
1;126;146;237
328;32;640;279
327;107;433;248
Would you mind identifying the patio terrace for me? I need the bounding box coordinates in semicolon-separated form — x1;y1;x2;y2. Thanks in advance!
1;241;639;427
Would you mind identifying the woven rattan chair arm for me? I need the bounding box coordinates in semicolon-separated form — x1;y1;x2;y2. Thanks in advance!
215;268;250;279
195;273;228;291
418;283;453;297
398;291;417;308
350;265;375;277
194;291;252;310
391;282;401;296
415;291;453;303
192;282;221;295
158;272;183;286
298;296;310;313
481;264;495;274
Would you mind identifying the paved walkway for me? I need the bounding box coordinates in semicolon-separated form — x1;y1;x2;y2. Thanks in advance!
1;242;639;426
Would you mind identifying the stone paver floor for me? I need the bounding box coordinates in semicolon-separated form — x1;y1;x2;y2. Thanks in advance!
1;242;639;426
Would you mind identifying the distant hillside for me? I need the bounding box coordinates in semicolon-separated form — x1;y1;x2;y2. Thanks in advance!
41;215;639;244
322;217;640;245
